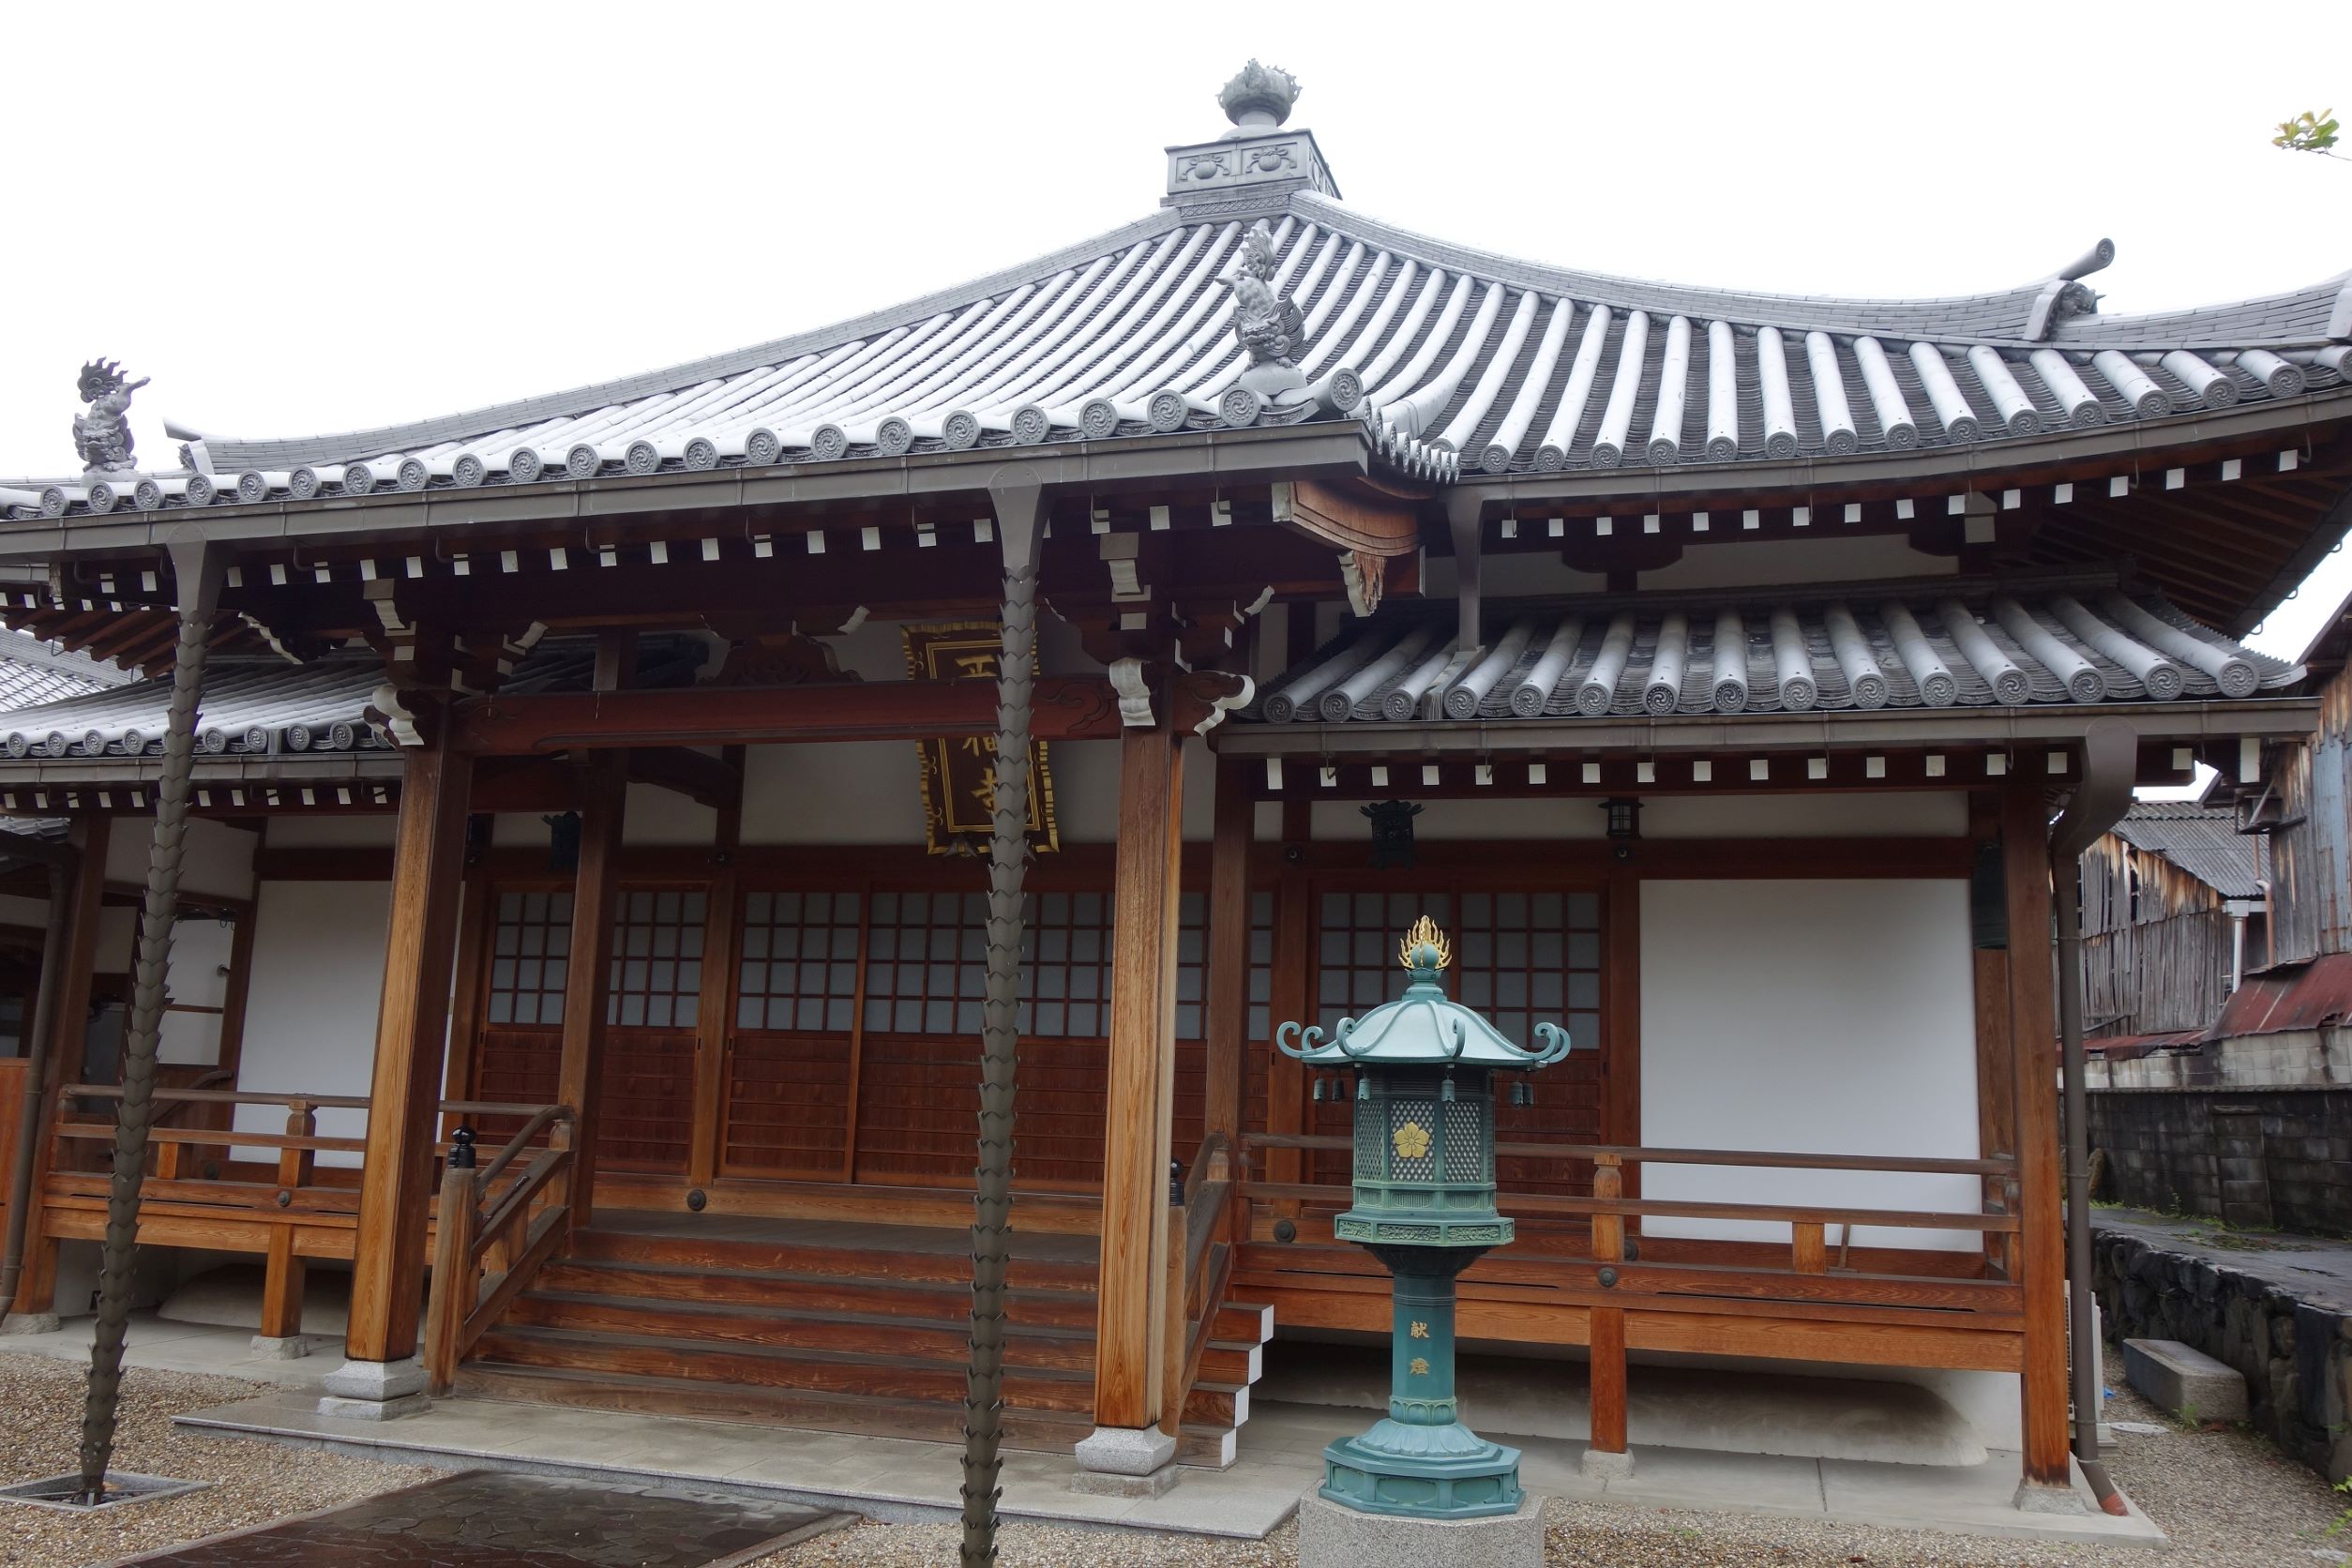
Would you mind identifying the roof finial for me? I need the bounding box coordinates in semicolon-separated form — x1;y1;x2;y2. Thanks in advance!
1218;61;1300;134
72;359;148;476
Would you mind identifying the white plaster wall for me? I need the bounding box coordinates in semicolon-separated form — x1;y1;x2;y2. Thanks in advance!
1643;792;1966;838
625;780;717;846
157;913;234;1066
0;893;47;927
1419;533;1954;600
265;816;398;850
105;817;256;899
1640;878;1981;1253
231;881;393;1165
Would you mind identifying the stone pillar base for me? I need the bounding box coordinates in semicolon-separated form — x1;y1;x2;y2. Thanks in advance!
1071;1425;1178;1497
317;1356;429;1422
249;1334;309;1360
1;1312;62;1335
1579;1446;1636;1480
2013;1478;2091;1515
1298;1490;1542;1568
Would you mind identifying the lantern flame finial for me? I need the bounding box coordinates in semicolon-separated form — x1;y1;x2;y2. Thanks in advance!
1398;916;1452;974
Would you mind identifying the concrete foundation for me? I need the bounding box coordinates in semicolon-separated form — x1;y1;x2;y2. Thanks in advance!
248;1334;309;1361
0;1312;61;1334
1070;1424;1178;1496
2120;1337;2251;1424
1579;1447;1636;1479
1297;1490;1542;1568
316;1356;429;1422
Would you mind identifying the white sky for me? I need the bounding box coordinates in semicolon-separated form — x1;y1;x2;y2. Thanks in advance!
3;1;2348;649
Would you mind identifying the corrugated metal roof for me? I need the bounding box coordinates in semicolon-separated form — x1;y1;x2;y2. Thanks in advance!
2207;953;2352;1040
2113;802;2265;899
1249;581;2299;726
5;186;2345;515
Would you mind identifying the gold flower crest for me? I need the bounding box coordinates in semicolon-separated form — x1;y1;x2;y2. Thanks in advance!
1397;916;1452;972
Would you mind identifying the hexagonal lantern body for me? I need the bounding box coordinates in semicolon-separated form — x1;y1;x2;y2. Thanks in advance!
1275;917;1576;1520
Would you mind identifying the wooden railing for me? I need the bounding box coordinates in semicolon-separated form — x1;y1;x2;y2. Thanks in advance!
1236;1132;2025;1308
420;1107;577;1395
1158;1128;1234;1436
48;1087;569;1349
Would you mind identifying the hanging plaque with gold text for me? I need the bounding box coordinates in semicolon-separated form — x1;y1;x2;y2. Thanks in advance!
902;621;1059;855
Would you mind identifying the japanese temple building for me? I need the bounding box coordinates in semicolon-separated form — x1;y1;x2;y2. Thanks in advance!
1;62;2348;1508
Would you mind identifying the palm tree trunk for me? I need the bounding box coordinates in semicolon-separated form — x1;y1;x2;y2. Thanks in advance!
959;558;1038;1566
78;578;211;1502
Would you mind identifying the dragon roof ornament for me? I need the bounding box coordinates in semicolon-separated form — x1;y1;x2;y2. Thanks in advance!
72;360;148;476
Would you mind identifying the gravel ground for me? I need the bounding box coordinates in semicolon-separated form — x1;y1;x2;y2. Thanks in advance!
0;1354;430;1568
4;1354;2344;1567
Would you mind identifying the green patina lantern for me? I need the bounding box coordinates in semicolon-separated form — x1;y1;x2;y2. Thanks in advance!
1275;916;1574;1520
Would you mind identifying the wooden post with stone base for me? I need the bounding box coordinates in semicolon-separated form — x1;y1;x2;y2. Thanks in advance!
1073;712;1184;1497
319;701;472;1422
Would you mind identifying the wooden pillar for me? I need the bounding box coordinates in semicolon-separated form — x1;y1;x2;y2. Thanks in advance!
2001;784;2070;1487
1094;718;1183;1430
345;714;473;1366
1202;757;1252;1173
552;631;634;1229
686;746;745;1189
4;815;110;1322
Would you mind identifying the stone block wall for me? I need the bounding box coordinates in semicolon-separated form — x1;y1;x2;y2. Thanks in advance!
2092;1228;2352;1483
2088;1084;2352;1235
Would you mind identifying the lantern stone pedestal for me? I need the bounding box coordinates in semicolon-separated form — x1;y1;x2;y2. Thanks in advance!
1298;1490;1544;1568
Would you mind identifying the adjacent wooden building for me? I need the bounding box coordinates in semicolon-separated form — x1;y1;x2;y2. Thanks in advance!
1;64;2348;1502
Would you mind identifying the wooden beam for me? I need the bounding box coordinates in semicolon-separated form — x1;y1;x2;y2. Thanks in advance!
346;716;472;1365
1203;758;1252;1169
2000;783;2070;1487
1094;718;1183;1430
551;631;634;1229
453;677;1127;755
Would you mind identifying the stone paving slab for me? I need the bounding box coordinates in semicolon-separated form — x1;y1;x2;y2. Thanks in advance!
101;1470;851;1568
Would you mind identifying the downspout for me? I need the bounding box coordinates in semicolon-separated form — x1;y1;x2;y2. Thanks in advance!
959;475;1045;1568
2047;717;2137;1516
0;849;77;1304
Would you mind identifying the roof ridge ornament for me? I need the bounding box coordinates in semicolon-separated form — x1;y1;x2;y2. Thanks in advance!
1167;64;1337;212
1218;60;1300;134
72;359;148;476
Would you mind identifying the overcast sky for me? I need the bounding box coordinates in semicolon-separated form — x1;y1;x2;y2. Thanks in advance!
4;2;2348;647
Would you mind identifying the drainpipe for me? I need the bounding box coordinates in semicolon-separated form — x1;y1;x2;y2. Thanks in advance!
0;848;77;1305
2048;719;2136;1516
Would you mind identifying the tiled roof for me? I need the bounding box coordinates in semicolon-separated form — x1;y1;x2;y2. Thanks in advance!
0;631;117;714
0;636;705;762
1249;581;2299;726
2112;802;2264;900
4;194;2345;519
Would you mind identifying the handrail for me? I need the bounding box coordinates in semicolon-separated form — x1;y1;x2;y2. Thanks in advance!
475;1106;570;1190
64;1086;564;1120
1241;1178;2016;1233
1243;1131;2015;1179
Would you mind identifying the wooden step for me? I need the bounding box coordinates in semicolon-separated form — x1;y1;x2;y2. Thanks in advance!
505;1290;1263;1386
455;1362;1240;1469
472;1324;1247;1425
567;1229;1096;1291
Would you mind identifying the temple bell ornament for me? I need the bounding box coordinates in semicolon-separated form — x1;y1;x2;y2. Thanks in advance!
1275;917;1577;1519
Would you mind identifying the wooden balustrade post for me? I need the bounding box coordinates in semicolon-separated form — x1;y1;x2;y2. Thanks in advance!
334;703;471;1414
420;1162;478;1397
1791;1221;1827;1274
255;1103;315;1350
1090;716;1184;1451
2001;784;2072;1492
1158;1184;1186;1440
1587;1153;1632;1474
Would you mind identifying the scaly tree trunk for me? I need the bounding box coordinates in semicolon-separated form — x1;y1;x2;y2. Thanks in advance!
959;552;1039;1566
79;549;214;1501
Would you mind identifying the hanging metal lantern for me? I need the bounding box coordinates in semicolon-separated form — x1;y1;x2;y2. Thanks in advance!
1275;916;1576;1520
